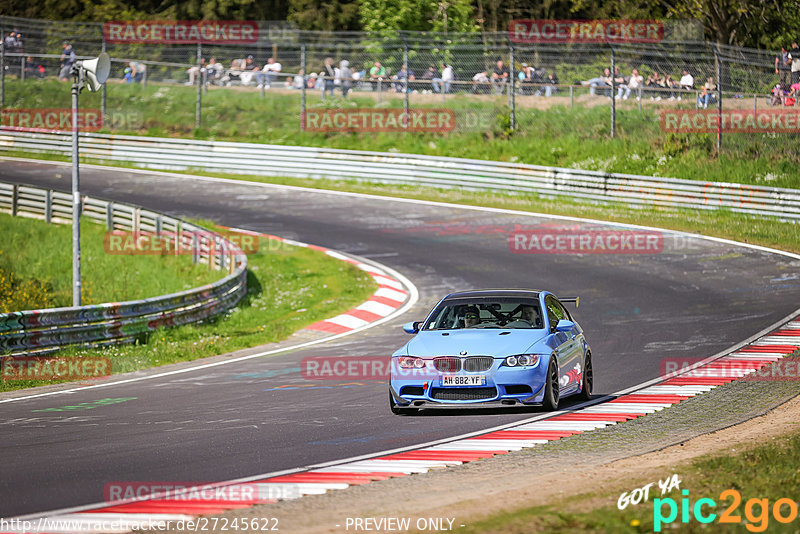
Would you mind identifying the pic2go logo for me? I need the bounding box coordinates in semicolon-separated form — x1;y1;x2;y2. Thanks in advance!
654;489;800;532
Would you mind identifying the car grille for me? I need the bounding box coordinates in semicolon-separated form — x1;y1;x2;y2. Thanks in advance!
431;387;498;401
464;356;493;372
400;386;424;396
433;356;460;372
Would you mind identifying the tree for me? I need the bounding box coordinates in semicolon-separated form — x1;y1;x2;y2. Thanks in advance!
288;0;361;31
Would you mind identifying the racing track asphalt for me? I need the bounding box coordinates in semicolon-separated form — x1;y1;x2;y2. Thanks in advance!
0;159;798;517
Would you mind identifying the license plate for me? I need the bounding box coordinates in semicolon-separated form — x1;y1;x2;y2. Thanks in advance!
441;375;486;386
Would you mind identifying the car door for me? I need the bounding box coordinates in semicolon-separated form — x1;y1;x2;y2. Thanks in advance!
545;296;574;393
553;297;584;395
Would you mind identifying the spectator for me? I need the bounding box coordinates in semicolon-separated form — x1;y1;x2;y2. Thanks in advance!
769;83;785;106
186;58;206;85
130;61;146;83
790;42;800;86
697;77;716;108
58;41;76;81
338;60;353;97
776;46;791;90
542;70;559;97
218;58;244;85
289;69;305;89
369;61;386;81
432;63;453;94
24;56;45;79
517;63;534;95
676;68;694;100
205;58;223;85
319;57;336;98
491;59;510;94
392;64;414;93
240;55;258;86
620;68;643;100
259;57;282;88
583;67;611;96
420;65;436;93
612;66;627;100
646;71;666;100
664;74;679;100
307;72;318;89
472;69;489;94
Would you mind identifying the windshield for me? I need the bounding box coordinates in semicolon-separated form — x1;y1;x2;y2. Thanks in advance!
423;297;544;330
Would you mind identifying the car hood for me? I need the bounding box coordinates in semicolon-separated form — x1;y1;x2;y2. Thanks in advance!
404;329;547;358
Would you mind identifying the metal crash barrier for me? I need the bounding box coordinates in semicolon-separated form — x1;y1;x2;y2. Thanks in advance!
0;180;248;356
2;130;799;219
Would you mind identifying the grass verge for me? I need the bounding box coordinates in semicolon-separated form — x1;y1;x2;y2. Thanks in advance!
457;423;800;533
1;219;378;392
3;78;799;188
0;212;221;311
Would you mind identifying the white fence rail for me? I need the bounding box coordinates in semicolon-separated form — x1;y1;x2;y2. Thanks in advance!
1;130;799;219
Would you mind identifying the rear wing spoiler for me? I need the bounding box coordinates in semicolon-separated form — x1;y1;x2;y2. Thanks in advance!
559;296;580;308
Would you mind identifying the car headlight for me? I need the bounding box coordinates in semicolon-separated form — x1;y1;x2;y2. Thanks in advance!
398;356;426;369
503;354;539;367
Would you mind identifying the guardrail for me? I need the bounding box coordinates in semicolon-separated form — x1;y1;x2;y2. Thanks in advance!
0;180;248;356
1;130;799;219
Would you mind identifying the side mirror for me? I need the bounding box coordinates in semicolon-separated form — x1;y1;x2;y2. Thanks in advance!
403;321;420;334
555;319;575;332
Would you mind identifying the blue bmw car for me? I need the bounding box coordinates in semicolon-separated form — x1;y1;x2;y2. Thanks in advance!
389;289;593;414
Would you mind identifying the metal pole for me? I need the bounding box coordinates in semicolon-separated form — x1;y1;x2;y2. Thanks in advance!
143;64;148;89
20;55;25;81
610;46;616;139
714;44;722;154
1;25;5;108
509;41;516;131
403;39;409;119
195;43;202;129
300;44;306;131
101;38;107;122
71;75;82;306
570;85;573;108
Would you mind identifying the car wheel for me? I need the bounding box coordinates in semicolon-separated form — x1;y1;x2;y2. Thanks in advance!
390;391;417;415
578;351;593;401
542;358;560;410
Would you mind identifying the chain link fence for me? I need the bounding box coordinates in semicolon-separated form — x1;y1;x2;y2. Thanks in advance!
1;15;795;158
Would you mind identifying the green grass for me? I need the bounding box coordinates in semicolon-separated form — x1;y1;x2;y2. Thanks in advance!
111;170;800;256
1;226;378;392
4;78;799;188
0;212;222;311
455;425;800;533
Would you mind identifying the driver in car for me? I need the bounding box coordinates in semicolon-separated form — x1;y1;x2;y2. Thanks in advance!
464;306;481;328
521;305;539;326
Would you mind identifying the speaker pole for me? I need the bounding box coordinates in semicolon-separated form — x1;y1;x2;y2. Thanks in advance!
71;68;82;306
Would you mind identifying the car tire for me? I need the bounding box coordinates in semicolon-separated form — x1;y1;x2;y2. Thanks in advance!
390;391;417;415
542;358;560;410
578;351;593;401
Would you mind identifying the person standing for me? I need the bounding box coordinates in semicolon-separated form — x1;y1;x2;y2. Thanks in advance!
789;42;800;86
776;46;792;91
320;57;336;98
337;60;353;98
58;41;76;81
